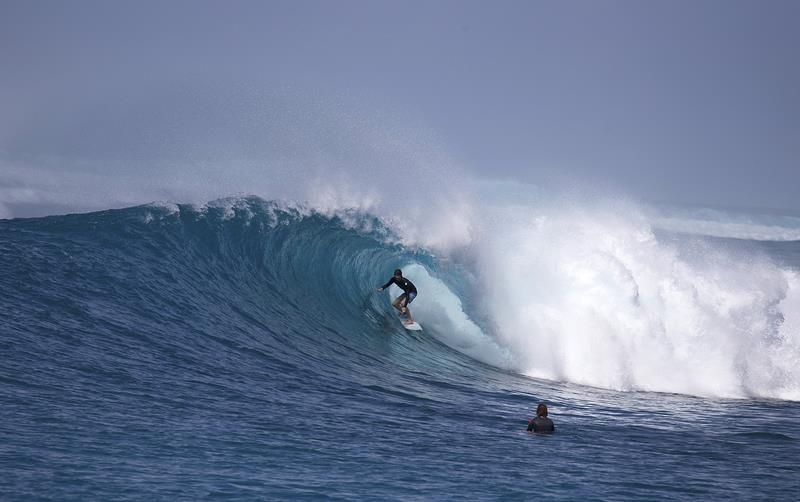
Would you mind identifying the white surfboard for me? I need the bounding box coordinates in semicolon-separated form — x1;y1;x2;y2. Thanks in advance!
385;288;421;330
393;306;422;330
401;319;423;331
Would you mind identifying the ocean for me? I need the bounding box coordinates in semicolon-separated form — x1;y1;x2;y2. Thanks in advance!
2;196;799;500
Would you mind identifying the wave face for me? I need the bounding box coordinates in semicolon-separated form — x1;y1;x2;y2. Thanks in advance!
3;196;800;401
1;197;484;389
3;196;800;499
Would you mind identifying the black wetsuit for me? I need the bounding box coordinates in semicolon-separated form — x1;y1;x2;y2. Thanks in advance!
381;276;417;303
527;416;555;433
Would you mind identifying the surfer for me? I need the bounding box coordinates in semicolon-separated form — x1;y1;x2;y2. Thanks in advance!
527;403;555;433
377;268;417;325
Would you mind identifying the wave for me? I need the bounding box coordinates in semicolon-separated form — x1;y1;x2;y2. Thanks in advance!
3;195;799;400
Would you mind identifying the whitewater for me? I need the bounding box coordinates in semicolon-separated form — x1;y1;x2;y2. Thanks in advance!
2;193;799;500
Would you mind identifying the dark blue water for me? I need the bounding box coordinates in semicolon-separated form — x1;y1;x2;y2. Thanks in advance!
2;198;799;500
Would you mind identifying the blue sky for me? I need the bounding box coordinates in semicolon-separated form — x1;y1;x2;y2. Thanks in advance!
1;0;798;216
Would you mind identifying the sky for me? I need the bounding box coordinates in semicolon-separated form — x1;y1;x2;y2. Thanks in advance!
1;0;799;218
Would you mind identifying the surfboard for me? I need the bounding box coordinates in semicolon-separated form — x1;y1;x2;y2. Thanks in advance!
394;307;422;330
386;293;421;330
401;318;423;331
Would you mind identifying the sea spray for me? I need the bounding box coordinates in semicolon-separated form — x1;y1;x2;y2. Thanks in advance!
470;198;800;399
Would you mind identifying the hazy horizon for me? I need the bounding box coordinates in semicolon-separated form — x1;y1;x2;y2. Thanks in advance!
2;0;799;218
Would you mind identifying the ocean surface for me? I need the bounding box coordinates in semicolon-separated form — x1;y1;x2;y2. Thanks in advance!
2;196;799;500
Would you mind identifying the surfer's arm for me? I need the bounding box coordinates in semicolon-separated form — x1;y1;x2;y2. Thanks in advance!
378;277;396;291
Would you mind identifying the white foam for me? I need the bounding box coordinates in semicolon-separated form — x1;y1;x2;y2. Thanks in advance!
388;263;517;370
473;199;800;399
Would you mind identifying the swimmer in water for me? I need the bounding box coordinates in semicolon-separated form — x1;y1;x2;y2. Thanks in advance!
527;403;555;433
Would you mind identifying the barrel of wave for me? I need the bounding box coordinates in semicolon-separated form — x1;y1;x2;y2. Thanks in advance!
384;263;516;370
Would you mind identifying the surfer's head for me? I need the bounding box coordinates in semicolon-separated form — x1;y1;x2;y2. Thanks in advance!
394;269;402;277
536;403;548;417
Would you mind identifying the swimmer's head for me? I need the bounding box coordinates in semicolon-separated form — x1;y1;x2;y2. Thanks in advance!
394;269;402;277
537;403;548;417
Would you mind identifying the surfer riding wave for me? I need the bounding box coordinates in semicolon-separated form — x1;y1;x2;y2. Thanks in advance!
377;268;417;325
